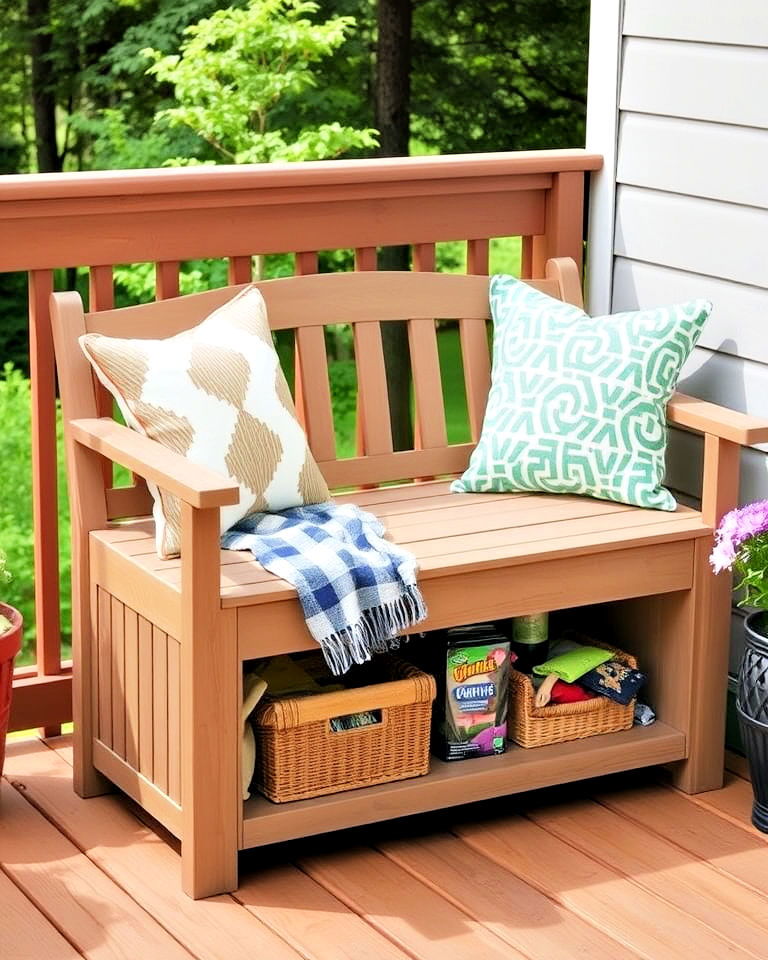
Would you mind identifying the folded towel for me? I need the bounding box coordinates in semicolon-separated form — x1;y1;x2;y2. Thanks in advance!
222;502;427;674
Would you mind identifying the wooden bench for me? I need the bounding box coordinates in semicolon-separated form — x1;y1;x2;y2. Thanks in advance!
51;257;768;899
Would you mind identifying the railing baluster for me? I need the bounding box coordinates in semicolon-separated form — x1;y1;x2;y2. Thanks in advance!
467;239;490;275
521;236;534;278
228;256;252;285
413;243;436;273
354;247;377;272
531;170;585;275
155;260;180;300
292;252;319;438
28;268;62;698
88;266;117;490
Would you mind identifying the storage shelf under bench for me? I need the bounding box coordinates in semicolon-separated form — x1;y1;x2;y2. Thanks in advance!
241;721;685;848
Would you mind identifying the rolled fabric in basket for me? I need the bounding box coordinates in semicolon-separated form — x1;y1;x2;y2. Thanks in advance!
532;646;613;706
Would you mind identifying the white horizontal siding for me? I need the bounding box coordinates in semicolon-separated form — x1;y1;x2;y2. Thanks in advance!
666;429;768;509
623;0;768;48
679;347;768;434
620;38;768;128
667;347;768;503
614;186;768;289
612;259;768;364
617;114;768;209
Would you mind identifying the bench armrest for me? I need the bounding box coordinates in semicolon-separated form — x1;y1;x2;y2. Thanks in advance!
70;418;240;509
667;393;768;446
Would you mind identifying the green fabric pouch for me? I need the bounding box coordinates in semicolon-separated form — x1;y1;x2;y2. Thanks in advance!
533;646;612;683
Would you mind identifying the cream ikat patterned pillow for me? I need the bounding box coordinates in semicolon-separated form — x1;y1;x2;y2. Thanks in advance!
80;285;329;558
452;275;711;510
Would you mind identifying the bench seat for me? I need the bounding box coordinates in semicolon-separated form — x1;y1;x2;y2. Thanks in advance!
90;480;711;658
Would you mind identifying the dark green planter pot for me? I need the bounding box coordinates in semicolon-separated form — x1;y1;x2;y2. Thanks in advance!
737;611;768;833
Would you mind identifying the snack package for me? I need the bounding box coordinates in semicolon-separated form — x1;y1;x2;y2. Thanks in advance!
434;624;512;761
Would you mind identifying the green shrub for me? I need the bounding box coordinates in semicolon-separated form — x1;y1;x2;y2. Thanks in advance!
0;363;71;664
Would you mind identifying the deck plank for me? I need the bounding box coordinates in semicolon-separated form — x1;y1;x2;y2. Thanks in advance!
0;869;84;960
236;862;411;960
527;795;768;957
456;811;755;959
682;773;765;835
379;832;641;959
301;846;527;960
7;734;768;960
0;779;195;960
597;781;768;896
3;739;304;960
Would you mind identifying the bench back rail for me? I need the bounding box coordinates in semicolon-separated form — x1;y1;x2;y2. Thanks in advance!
54;259;584;523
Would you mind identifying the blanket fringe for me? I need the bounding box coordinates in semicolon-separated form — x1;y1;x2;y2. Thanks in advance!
318;584;427;675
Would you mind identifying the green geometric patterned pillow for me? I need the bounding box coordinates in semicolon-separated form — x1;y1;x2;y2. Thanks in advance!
451;275;711;510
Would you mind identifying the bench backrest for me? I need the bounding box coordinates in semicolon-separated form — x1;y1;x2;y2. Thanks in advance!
53;257;583;522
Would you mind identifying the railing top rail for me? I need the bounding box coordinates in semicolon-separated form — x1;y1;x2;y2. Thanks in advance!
0;149;602;204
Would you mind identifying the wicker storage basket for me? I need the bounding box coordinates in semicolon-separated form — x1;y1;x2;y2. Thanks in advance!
509;642;637;748
253;658;436;803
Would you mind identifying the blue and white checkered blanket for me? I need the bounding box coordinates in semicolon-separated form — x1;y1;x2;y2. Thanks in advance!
221;502;427;675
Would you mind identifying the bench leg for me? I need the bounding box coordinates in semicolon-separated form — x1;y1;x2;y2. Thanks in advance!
73;555;111;798
671;538;730;794
180;504;240;899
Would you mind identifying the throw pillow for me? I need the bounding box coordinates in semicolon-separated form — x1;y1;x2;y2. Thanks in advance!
452;275;711;509
80;285;330;557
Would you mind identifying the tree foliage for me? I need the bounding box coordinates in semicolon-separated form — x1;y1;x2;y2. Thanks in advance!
142;0;378;164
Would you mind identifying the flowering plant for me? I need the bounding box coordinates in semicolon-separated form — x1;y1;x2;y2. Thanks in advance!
711;501;768;608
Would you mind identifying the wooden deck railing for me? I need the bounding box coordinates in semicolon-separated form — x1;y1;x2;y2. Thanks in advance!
0;148;602;732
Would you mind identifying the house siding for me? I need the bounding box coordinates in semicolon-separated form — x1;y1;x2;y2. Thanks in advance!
587;0;768;673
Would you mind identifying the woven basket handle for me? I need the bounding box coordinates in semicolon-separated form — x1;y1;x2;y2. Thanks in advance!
263;671;436;731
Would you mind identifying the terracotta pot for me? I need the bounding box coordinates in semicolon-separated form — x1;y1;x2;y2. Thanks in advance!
737;611;768;833
0;603;22;777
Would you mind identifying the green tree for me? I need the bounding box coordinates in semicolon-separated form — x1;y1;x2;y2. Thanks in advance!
411;0;589;154
142;0;378;164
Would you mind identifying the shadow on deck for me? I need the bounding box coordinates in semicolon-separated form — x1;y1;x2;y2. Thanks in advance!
2;736;766;960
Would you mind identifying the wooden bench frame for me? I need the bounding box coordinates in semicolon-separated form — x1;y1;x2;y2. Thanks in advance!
51;258;768;899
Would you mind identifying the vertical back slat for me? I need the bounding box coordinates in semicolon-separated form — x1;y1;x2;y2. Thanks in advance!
354;321;393;456
295;327;336;461
97;587;112;747
228;256;252;285
459;315;492;442
167;636;181;804
138;615;154;779
110;596;126;759
124;606;139;770
408;317;447;450
28;268;62;680
152;625;169;794
354;247;378;459
155;260;180;300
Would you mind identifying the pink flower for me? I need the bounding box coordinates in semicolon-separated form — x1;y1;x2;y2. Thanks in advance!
710;500;768;573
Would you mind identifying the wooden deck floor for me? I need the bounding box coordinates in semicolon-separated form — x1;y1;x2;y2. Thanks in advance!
2;736;767;960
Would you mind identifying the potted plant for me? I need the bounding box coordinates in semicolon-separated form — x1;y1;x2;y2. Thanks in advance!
711;502;768;832
0;549;22;776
